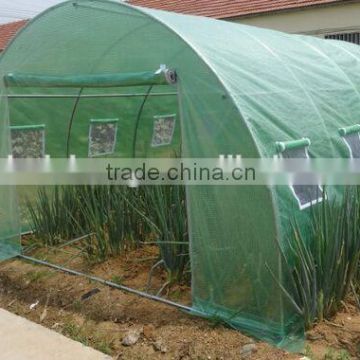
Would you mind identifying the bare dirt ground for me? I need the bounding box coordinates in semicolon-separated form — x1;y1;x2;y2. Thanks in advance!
0;245;359;359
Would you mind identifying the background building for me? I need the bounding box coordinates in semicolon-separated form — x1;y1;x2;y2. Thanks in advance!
0;0;360;53
129;0;360;43
0;20;27;53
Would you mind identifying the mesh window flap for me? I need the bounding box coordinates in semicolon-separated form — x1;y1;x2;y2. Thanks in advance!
10;125;45;158
88;119;118;157
151;114;176;147
280;144;323;210
343;133;360;158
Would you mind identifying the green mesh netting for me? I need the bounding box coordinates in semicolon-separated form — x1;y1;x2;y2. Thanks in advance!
2;0;360;349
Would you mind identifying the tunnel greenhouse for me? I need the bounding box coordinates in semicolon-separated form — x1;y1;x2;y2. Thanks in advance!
1;0;360;350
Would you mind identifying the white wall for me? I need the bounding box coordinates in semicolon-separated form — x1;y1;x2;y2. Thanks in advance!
233;1;360;36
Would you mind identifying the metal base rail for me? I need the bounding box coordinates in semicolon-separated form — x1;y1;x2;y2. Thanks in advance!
18;254;202;316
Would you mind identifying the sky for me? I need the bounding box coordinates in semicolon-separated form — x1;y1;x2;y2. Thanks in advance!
0;0;72;24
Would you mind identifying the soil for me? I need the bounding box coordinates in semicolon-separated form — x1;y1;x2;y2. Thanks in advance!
0;243;359;360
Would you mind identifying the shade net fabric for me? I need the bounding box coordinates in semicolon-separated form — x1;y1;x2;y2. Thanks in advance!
1;0;360;349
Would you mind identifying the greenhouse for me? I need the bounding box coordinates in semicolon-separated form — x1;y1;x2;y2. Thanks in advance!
1;0;360;351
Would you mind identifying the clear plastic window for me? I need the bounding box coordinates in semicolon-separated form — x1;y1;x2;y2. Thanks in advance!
343;133;360;158
10;125;45;158
151;114;176;147
88;119;118;157
281;146;323;210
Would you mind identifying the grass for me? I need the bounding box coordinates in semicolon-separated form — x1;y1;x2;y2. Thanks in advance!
72;300;83;312
62;322;89;346
62;321;113;355
304;344;315;359
110;275;124;285
26;186;85;246
27;185;189;284
323;348;351;360
304;346;351;360
27;184;360;317
93;340;113;355
141;185;190;284
25;270;51;283
280;187;360;328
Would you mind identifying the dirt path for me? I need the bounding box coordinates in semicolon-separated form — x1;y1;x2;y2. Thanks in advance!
0;255;358;359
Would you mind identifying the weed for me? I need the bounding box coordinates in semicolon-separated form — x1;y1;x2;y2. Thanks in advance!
304;344;315;359
324;348;351;360
94;340;113;355
25;270;50;283
110;275;123;285
72;300;83;312
62;322;89;346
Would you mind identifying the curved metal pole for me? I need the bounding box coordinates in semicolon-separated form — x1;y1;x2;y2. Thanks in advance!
132;85;153;158
66;88;83;157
